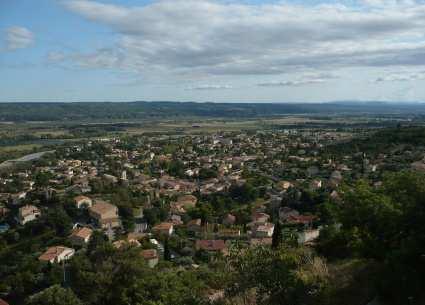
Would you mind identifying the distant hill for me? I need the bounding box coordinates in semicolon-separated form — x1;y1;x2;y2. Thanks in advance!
1;101;425;122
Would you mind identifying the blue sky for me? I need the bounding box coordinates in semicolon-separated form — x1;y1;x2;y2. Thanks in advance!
1;0;425;102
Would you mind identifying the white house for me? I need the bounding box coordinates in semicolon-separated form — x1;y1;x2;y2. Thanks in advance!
38;246;75;263
254;223;275;237
18;205;41;225
297;229;320;245
74;195;93;209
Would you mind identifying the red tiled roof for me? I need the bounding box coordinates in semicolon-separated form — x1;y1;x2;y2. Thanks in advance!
153;222;173;231
70;227;93;239
141;249;158;259
38;246;73;262
286;214;316;224
196;240;226;251
0;299;9;305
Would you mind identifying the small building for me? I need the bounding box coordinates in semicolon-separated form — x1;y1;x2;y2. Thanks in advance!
253;223;275;237
141;249;159;268
0;223;10;234
187;218;202;233
276;180;293;191
195;240;227;255
286;214;316;226
249;237;273;247
38;246;75;263
217;228;241;238
18;205;41;225
74;195;93;209
222;213;236;226
152;222;174;236
0;298;10;305
252;212;270;224
89;201;120;229
309;179;322;190
69;227;93;245
113;239;141;249
176;194;197;208
297;229;320;245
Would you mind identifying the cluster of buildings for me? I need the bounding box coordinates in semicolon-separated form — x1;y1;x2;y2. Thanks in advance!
1;128;413;268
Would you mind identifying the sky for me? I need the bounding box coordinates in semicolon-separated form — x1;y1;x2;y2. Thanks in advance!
1;0;425;102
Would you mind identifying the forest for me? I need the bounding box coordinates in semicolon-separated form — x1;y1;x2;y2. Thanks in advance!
2;101;425;122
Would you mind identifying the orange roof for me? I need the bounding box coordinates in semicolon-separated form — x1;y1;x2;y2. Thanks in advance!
141;249;158;259
196;240;226;251
153;222;173;231
0;299;9;305
187;218;202;226
74;195;91;202
89;202;116;214
177;195;197;204
71;227;93;239
38;246;73;262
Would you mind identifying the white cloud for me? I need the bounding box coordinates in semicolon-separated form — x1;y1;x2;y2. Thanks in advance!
258;73;338;87
4;26;34;50
374;70;425;82
185;84;233;90
61;0;425;78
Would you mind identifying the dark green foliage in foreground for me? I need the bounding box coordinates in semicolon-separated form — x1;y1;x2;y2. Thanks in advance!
318;171;425;305
227;245;329;305
26;285;83;305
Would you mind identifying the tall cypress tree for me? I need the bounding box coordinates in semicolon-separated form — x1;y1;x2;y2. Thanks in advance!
272;221;282;249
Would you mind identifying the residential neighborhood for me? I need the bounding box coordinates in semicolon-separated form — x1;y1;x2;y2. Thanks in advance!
1;126;425;305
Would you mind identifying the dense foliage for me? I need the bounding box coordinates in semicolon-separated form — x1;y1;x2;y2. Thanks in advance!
1;102;425;122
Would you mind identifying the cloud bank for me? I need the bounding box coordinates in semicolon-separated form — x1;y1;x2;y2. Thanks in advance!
59;0;425;78
4;26;34;50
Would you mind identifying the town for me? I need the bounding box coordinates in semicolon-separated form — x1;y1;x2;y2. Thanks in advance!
2;124;425;305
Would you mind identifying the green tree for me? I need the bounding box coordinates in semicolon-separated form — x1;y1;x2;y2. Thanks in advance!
26;285;83;305
271;222;282;249
227;245;328;305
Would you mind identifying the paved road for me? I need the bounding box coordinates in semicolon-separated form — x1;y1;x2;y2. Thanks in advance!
0;150;55;169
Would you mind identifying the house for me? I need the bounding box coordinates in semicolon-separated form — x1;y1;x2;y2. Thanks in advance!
89;201;120;229
170;214;183;226
0;298;9;305
152;222;174;236
286;214;316;226
11;191;27;205
69;227;93;245
0;206;9;217
113;239;141;249
18;205;41;225
195;240;227;255
279;207;299;222
38;246;75;263
217;228;241;238
309;179;322;190
74;195;93;209
103;174;118;184
329;170;343;188
141;249;159;268
187;218;202;233
249;237;273;247
297;229;320;245
276;180;293;191
0;223;10;233
253;223;275;237
176;194;197;209
252;212;270;224
222;213;236;226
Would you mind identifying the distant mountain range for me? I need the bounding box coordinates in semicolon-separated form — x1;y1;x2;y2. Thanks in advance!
1;101;425;122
